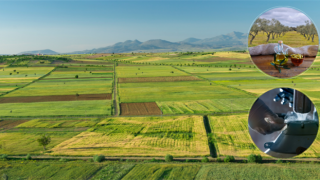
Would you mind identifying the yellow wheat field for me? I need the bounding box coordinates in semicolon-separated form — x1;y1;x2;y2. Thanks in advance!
50;116;210;157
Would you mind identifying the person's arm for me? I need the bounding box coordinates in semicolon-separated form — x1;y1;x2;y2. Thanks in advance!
249;98;285;135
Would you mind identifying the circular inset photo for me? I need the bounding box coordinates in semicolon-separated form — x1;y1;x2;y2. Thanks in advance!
248;88;319;158
248;7;319;78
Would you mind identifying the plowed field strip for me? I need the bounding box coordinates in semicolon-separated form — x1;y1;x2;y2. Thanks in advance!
118;76;201;83
120;102;162;115
0;93;112;103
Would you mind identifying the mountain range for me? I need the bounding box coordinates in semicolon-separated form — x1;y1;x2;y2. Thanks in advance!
17;31;248;55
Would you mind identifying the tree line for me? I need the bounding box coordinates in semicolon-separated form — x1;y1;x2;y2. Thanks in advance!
249;18;318;44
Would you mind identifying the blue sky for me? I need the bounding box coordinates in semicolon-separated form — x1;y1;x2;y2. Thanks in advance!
0;1;319;54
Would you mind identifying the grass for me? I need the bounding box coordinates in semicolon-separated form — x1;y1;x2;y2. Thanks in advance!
157;98;256;115
0;160;102;180
122;163;201;180
216;78;320;104
4;78;113;97
116;66;189;78
16;118;99;128
0;100;112;117
248;31;319;47
44;71;113;79
195;163;320;179
0;67;54;95
208;114;263;157
0;132;79;155
119;81;255;103
91;163;135;180
50;116;210;157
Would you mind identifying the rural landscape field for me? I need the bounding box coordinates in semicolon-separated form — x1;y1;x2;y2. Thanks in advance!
1;50;320;179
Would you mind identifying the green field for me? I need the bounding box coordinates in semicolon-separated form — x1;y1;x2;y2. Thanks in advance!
2;160;320;180
157;98;256;115
0;100;112;117
117;65;189;77
0;160;103;179
44;71;112;79
123;163;201;180
0;67;54;95
4;78;113;97
119;81;255;103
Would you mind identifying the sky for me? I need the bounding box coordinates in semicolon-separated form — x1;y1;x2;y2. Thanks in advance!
0;1;320;54
260;7;311;27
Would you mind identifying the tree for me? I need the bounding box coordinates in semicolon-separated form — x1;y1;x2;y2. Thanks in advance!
37;134;51;150
249;18;261;44
165;154;173;162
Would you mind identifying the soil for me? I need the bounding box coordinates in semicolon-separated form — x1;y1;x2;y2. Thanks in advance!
0;120;29;130
120;102;162;115
0;93;112;103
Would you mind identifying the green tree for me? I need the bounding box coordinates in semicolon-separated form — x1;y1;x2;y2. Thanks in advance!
165;154;173;162
37;134;51;150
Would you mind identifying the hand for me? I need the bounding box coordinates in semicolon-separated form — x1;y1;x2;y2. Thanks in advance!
249;98;285;135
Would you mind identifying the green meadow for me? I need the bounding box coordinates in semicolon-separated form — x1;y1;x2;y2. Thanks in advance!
4;78;113;97
0;100;112;117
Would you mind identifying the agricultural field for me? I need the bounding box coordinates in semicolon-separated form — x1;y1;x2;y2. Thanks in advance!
195;163;320;180
208;114;263;157
50;116;210;157
0;160;103;179
0;100;112;117
156;98;256;115
122;164;201;180
119;81;255;103
0;118;99;154
3;78;113;97
2;160;320;179
0;67;54;95
120;102;162;115
118;76;201;83
116;65;189;78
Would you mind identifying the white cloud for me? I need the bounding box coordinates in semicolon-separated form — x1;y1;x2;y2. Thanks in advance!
260;7;311;27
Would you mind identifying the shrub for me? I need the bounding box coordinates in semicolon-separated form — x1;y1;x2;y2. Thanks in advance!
216;158;222;162
185;159;190;162
247;154;262;163
59;158;68;162
165;154;173;162
26;154;32;160
276;159;283;164
1;154;8;160
88;158;94;162
201;157;209;163
224;155;235;163
75;75;78;78
93;155;105;162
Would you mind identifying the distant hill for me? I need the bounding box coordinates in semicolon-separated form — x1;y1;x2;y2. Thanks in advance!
18;49;58;55
18;32;248;54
